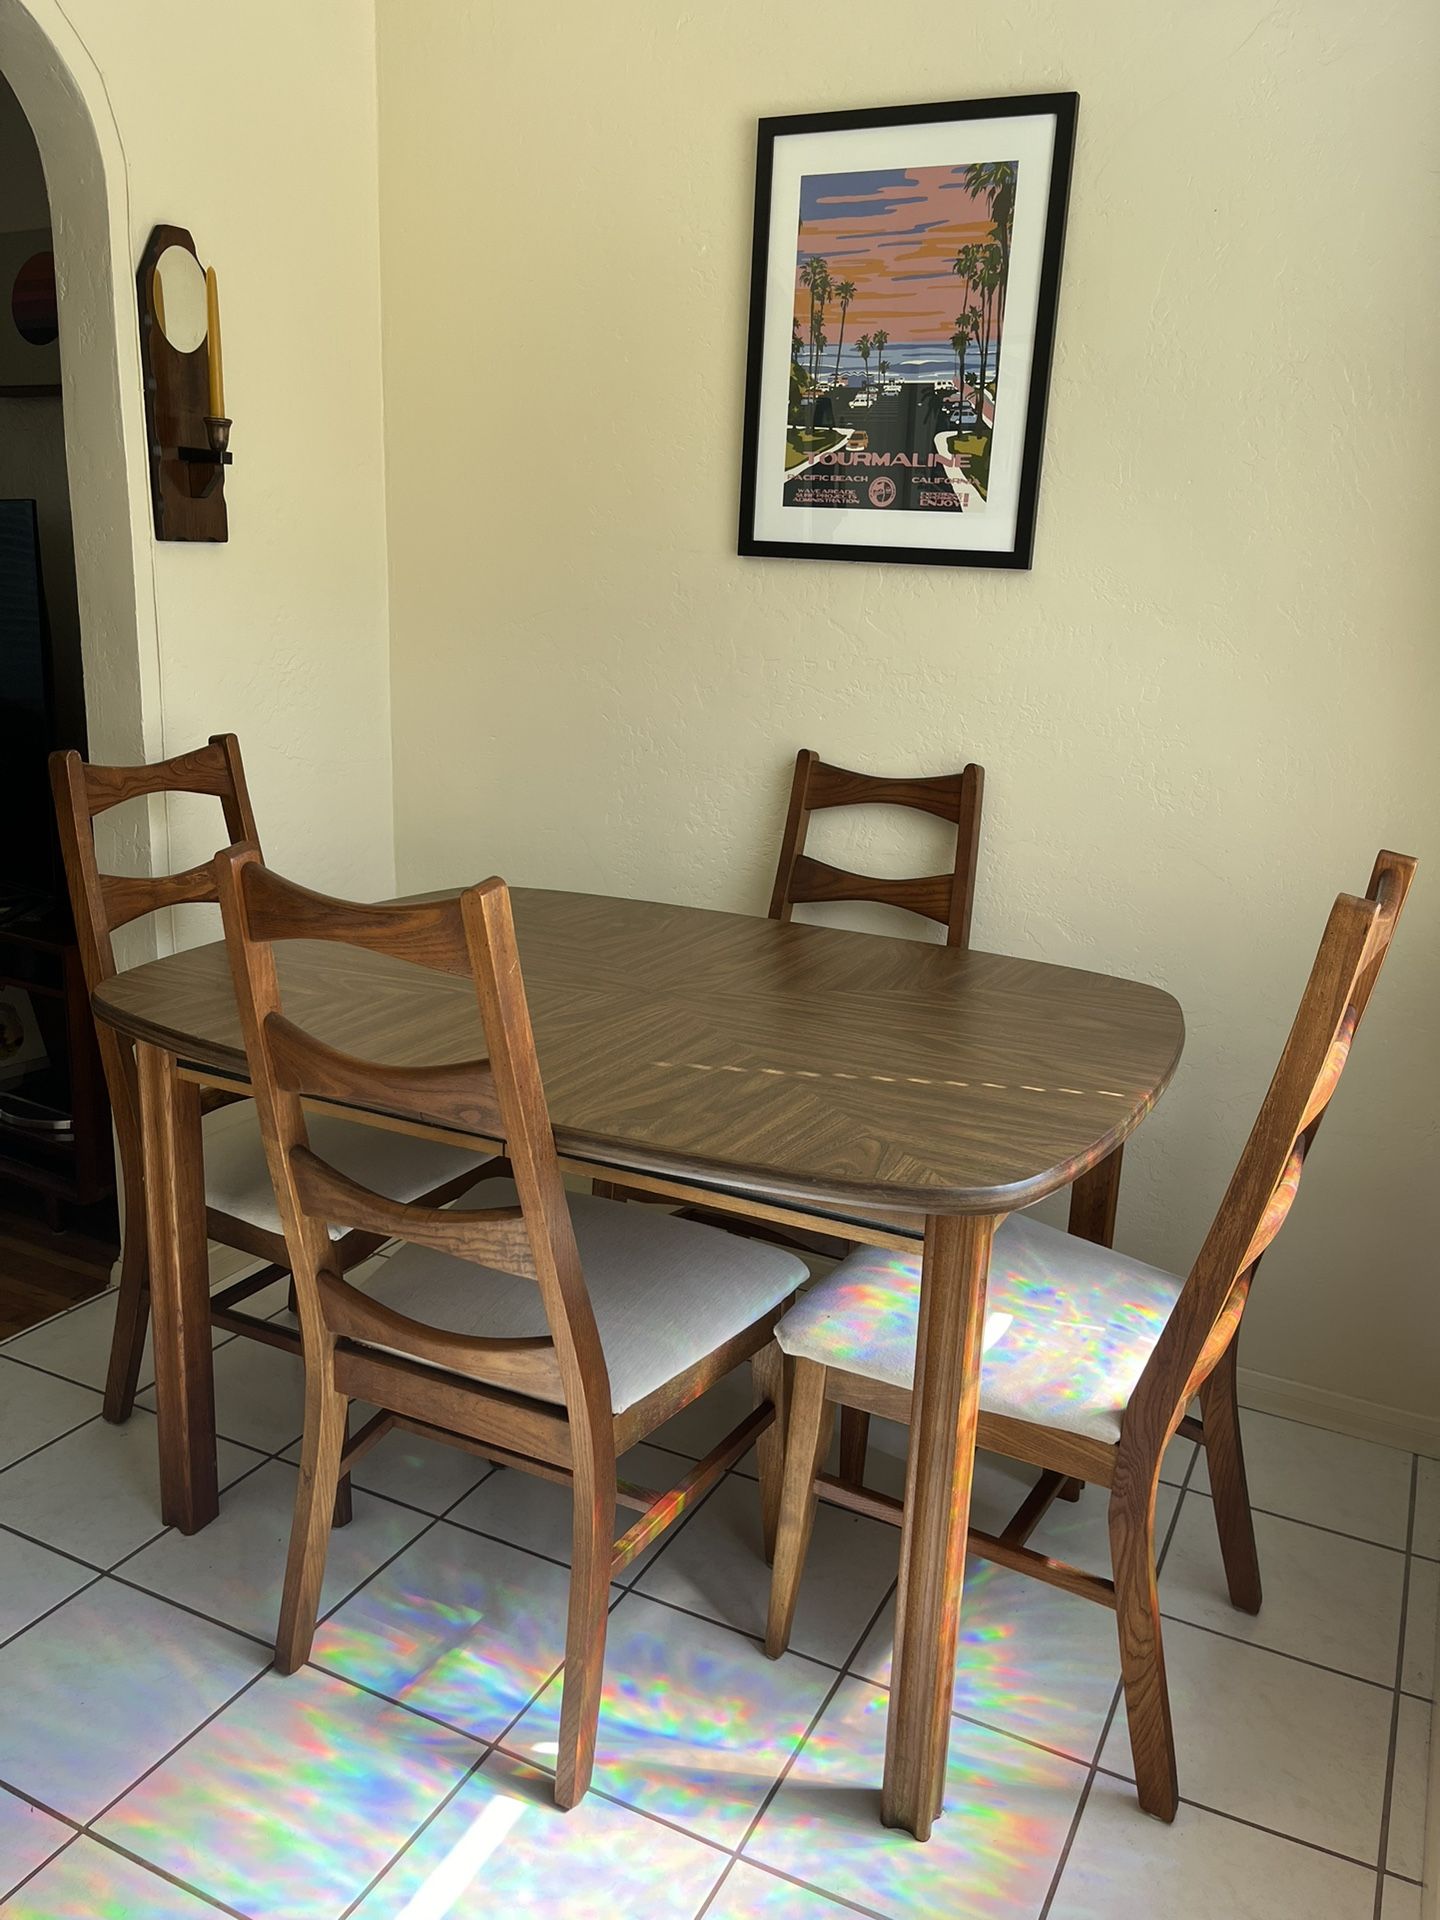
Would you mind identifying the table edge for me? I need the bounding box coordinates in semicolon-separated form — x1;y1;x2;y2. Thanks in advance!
97;990;1185;1217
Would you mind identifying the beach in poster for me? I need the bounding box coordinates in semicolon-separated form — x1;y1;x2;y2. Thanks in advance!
740;96;1076;568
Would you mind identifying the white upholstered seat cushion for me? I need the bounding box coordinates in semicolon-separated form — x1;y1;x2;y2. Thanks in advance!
357;1182;808;1414
775;1211;1184;1445
200;1106;482;1242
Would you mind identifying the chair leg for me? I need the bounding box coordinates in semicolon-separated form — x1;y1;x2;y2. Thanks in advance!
752;1340;788;1566
103;1230;150;1425
275;1371;347;1675
1059;1478;1084;1502
1198;1340;1262;1614
838;1407;871;1488
1109;1463;1178;1822
765;1359;834;1659
554;1446;615;1812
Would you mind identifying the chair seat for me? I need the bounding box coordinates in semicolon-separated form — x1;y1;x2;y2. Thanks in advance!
358;1183;808;1413
201;1106;482;1242
775;1211;1184;1445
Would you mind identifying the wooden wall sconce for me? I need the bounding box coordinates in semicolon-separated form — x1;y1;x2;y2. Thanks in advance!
137;225;231;542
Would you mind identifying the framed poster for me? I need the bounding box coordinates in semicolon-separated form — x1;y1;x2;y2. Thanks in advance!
738;93;1077;570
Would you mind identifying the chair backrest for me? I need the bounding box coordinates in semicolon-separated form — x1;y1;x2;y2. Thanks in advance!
768;748;984;946
214;848;609;1429
1125;850;1417;1462
48;735;260;1162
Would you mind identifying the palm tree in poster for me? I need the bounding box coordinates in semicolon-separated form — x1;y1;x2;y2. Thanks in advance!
953;242;982;329
952;241;980;345
964;161;1017;314
950;310;978;417
856;333;872;388
952;244;1002;411
798;255;831;395
830;279;857;386
975;243;1005;400
789;316;807;420
872;328;889;387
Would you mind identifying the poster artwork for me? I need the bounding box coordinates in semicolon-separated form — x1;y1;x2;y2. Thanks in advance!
784;163;1016;515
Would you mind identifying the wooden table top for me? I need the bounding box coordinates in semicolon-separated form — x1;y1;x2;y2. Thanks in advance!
92;888;1184;1217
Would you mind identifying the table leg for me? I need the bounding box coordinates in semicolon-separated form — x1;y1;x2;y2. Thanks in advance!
1067;1141;1123;1247
138;1043;218;1533
881;1210;994;1839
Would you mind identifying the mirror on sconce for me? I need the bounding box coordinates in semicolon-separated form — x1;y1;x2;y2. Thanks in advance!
152;244;207;353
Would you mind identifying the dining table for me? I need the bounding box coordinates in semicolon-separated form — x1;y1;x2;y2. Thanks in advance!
91;886;1184;1841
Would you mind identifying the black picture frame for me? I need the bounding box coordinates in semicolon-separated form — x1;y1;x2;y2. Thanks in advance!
738;92;1077;570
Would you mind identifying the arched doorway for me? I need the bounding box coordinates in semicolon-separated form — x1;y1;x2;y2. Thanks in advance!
0;0;159;804
0;1;162;1277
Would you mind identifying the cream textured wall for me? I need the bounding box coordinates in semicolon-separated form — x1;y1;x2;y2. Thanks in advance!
4;0;396;909
396;2;1432;1427
380;0;1440;1428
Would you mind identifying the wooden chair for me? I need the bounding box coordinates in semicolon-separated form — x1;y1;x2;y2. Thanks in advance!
769;748;984;946
213;848;807;1811
764;850;1416;1822
49;737;486;1424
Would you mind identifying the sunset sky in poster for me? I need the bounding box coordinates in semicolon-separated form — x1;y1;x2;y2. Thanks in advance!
792;164;1013;344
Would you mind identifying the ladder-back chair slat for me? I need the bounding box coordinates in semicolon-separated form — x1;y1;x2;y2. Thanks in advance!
265;1017;504;1139
290;1147;536;1274
78;738;256;823
803;759;974;823
241;861;471;976
100;863;219;931
786;854;955;927
317;1272;562;1399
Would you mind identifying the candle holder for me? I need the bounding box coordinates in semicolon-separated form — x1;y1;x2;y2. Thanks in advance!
176;419;232;500
137;223;230;541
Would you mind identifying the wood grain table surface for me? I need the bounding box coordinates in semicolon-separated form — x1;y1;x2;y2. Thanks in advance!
95;888;1184;1217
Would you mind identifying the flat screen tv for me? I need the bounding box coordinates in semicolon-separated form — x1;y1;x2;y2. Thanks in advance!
0;498;60;916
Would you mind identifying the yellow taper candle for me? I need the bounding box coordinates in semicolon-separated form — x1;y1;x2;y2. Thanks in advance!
205;265;224;417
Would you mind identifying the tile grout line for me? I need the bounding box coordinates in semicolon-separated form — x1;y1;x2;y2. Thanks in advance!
0;1406;108;1480
0;1515;111;1579
1372;1453;1419;1920
1150;1606;1401;1693
8;1824;250;1919
1186;1483;1415;1557
0;1563;107;1657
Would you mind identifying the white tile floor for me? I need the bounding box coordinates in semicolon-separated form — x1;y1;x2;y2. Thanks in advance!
0;1283;1431;1919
